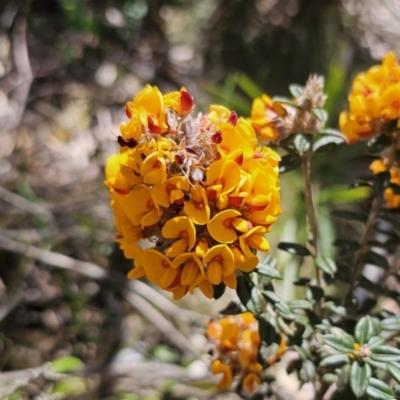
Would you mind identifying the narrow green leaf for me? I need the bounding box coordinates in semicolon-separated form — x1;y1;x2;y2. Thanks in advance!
236;275;261;314
368;377;394;395
287;300;312;310
236;72;263;99
312;107;328;123
299;360;315;382
219;300;246;315
258;314;280;345
318;128;345;137
260;255;277;269
323;334;354;353
278;242;311;256
380;317;400;331
313;134;345;152
367;135;392;154
256;265;282;280
387;364;400;384
371;346;400;362
355;316;377;345
275;301;292;316
320;354;350;368
262;290;281;304
289;84;303;98
325;301;347;317
315;256;337;277
279;153;302;173
365;357;388;371
366;386;393;400
273;96;298;107
367;336;385;349
294;133;312;154
350;362;371;398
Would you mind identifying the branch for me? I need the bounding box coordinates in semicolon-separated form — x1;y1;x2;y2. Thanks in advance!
0;233;199;357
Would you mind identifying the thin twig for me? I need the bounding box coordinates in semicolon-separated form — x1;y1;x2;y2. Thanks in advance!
0;186;54;225
0;233;199;357
301;153;321;286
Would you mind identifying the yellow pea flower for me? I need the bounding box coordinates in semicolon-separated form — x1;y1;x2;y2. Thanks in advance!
141;152;167;185
207;209;242;243
162;216;196;257
239;226;270;257
203;244;235;285
152;176;190;208
183;184;210;225
205;159;240;199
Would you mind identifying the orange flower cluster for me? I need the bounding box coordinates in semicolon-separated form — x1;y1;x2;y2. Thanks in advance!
105;86;281;299
207;313;262;393
370;158;400;208
340;52;400;144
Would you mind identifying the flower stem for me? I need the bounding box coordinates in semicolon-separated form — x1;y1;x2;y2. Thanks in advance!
301;153;321;287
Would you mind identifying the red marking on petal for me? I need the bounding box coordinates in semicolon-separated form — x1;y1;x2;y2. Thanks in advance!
174;197;184;205
252;152;265;159
227;111;238;126
167;271;182;289
206;189;217;200
228;196;244;207
114;188;130;195
247;203;268;211
125;105;132;119
180;91;194;114
148;116;163;134
234;154;243;165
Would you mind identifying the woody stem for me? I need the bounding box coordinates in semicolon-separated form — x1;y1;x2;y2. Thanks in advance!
301;152;321;287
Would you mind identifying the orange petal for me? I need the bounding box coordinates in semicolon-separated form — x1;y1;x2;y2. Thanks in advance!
207;209;241;243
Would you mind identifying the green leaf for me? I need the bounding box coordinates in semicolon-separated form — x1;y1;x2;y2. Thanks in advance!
312;107;328;123
355;316;377;345
294;133;312;154
367;336;385;349
279;153;302;173
315;256;337;277
331;210;368;223
275;301;292;316
313;134;345;152
325;301;347;317
318;128;345;137
381;317;400;331
366;378;394;400
278;242;311;257
236;275;261;314
273;96;298;107
235;72;263;99
387;364;400;384
262;290;281;304
320;354;350;368
258;314;280;345
50;356;84;374
367;135;393;154
260;255;277;269
299;359;315;382
213;283;226;299
350;362;371;398
323;334;354;353
371;346;400;362
363;251;389;270
289;84;303;98
287;300;312;310
256;265;282;280
365;357;388;371
219;300;246;315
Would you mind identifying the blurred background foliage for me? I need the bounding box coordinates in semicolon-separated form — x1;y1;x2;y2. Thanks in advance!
0;0;399;398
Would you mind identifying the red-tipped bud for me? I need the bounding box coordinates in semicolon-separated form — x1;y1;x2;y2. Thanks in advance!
227;111;238;126
180;90;194;114
147;116;163;134
125;105;132;119
211;130;223;144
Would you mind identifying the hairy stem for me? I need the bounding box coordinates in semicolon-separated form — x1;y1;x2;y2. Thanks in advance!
302;153;322;287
